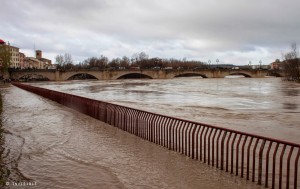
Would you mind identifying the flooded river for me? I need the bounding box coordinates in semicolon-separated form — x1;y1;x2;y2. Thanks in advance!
1;77;299;188
33;77;300;143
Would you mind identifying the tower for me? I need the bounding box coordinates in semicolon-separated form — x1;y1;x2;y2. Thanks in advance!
36;50;42;59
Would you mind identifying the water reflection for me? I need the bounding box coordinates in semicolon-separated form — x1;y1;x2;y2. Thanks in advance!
282;88;299;96
283;103;298;110
280;80;300;96
279;82;300;111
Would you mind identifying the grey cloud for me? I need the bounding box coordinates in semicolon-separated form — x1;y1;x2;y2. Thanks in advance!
1;0;300;64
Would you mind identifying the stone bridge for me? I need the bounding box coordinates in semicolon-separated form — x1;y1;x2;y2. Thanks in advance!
9;69;283;81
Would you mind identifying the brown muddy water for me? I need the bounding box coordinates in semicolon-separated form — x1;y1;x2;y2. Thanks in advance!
0;77;299;189
32;77;300;143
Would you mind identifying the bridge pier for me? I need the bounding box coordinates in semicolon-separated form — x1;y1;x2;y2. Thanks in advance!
55;70;63;81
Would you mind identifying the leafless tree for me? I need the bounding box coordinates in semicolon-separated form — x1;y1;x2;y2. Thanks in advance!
55;54;64;68
55;53;74;70
283;43;300;81
64;53;73;65
120;56;130;68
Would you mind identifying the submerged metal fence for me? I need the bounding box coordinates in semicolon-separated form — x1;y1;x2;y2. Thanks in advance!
13;82;300;189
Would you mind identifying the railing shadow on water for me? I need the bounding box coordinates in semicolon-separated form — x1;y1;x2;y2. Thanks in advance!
12;82;300;189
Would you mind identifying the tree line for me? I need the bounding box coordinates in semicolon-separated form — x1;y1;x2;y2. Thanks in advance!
282;43;300;82
55;52;207;70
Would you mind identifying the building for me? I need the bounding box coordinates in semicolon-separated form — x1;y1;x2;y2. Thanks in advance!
9;45;20;68
0;39;52;69
270;59;284;70
35;50;52;68
24;57;41;69
0;39;21;68
24;50;52;69
19;52;25;69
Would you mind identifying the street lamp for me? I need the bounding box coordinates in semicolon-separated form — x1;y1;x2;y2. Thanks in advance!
216;59;219;68
259;60;262;69
208;60;211;69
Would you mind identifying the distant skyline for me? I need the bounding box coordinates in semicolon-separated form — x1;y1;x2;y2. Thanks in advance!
1;0;300;65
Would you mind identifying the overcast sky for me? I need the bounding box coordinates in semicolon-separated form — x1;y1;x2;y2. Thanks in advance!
1;0;300;65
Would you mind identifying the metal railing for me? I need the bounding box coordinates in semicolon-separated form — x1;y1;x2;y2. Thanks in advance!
12;82;300;189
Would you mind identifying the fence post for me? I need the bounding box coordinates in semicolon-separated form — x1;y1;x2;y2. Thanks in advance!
221;131;227;170
258;139;266;185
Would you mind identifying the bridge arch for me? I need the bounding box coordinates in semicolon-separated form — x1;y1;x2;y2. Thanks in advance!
117;73;153;79
67;73;98;80
18;73;50;81
64;72;99;80
174;73;208;78
227;72;251;78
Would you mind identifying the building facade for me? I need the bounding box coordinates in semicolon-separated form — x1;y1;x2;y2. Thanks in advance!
9;45;20;68
19;52;25;69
